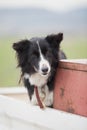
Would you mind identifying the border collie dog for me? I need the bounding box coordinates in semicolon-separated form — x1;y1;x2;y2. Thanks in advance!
13;33;66;107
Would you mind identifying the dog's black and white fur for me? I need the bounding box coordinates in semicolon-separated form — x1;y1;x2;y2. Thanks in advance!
13;33;66;107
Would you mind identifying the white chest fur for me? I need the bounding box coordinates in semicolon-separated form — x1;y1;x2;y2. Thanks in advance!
31;85;53;107
24;73;48;87
24;73;53;106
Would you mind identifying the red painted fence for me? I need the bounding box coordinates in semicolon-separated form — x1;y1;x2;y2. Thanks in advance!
53;59;87;117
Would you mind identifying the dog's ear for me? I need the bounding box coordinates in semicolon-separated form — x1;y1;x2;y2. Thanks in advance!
46;33;63;49
12;40;30;67
12;39;30;53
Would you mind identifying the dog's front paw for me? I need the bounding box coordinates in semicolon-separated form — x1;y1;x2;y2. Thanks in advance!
31;94;38;105
44;91;53;107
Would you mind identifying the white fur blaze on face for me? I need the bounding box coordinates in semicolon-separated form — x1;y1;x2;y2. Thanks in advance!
36;41;51;76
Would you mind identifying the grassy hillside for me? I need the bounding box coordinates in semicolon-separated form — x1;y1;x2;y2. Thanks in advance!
0;37;20;87
0;37;87;87
61;38;87;59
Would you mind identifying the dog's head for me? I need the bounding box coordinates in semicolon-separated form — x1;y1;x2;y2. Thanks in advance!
13;33;63;76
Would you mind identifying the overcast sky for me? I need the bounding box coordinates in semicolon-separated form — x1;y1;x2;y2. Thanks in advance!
0;0;87;11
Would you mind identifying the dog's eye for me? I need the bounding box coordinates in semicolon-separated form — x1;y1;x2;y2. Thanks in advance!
42;48;48;55
32;51;39;57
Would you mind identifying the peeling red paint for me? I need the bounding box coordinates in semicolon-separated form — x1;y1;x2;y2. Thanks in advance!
53;60;87;117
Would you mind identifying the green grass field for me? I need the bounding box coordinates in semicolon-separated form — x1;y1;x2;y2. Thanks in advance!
0;36;87;87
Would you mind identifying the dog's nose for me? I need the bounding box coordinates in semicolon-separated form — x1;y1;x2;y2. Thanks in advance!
41;67;48;73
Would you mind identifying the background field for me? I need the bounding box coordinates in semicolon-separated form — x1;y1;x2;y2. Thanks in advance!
0;6;87;87
0;36;87;87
